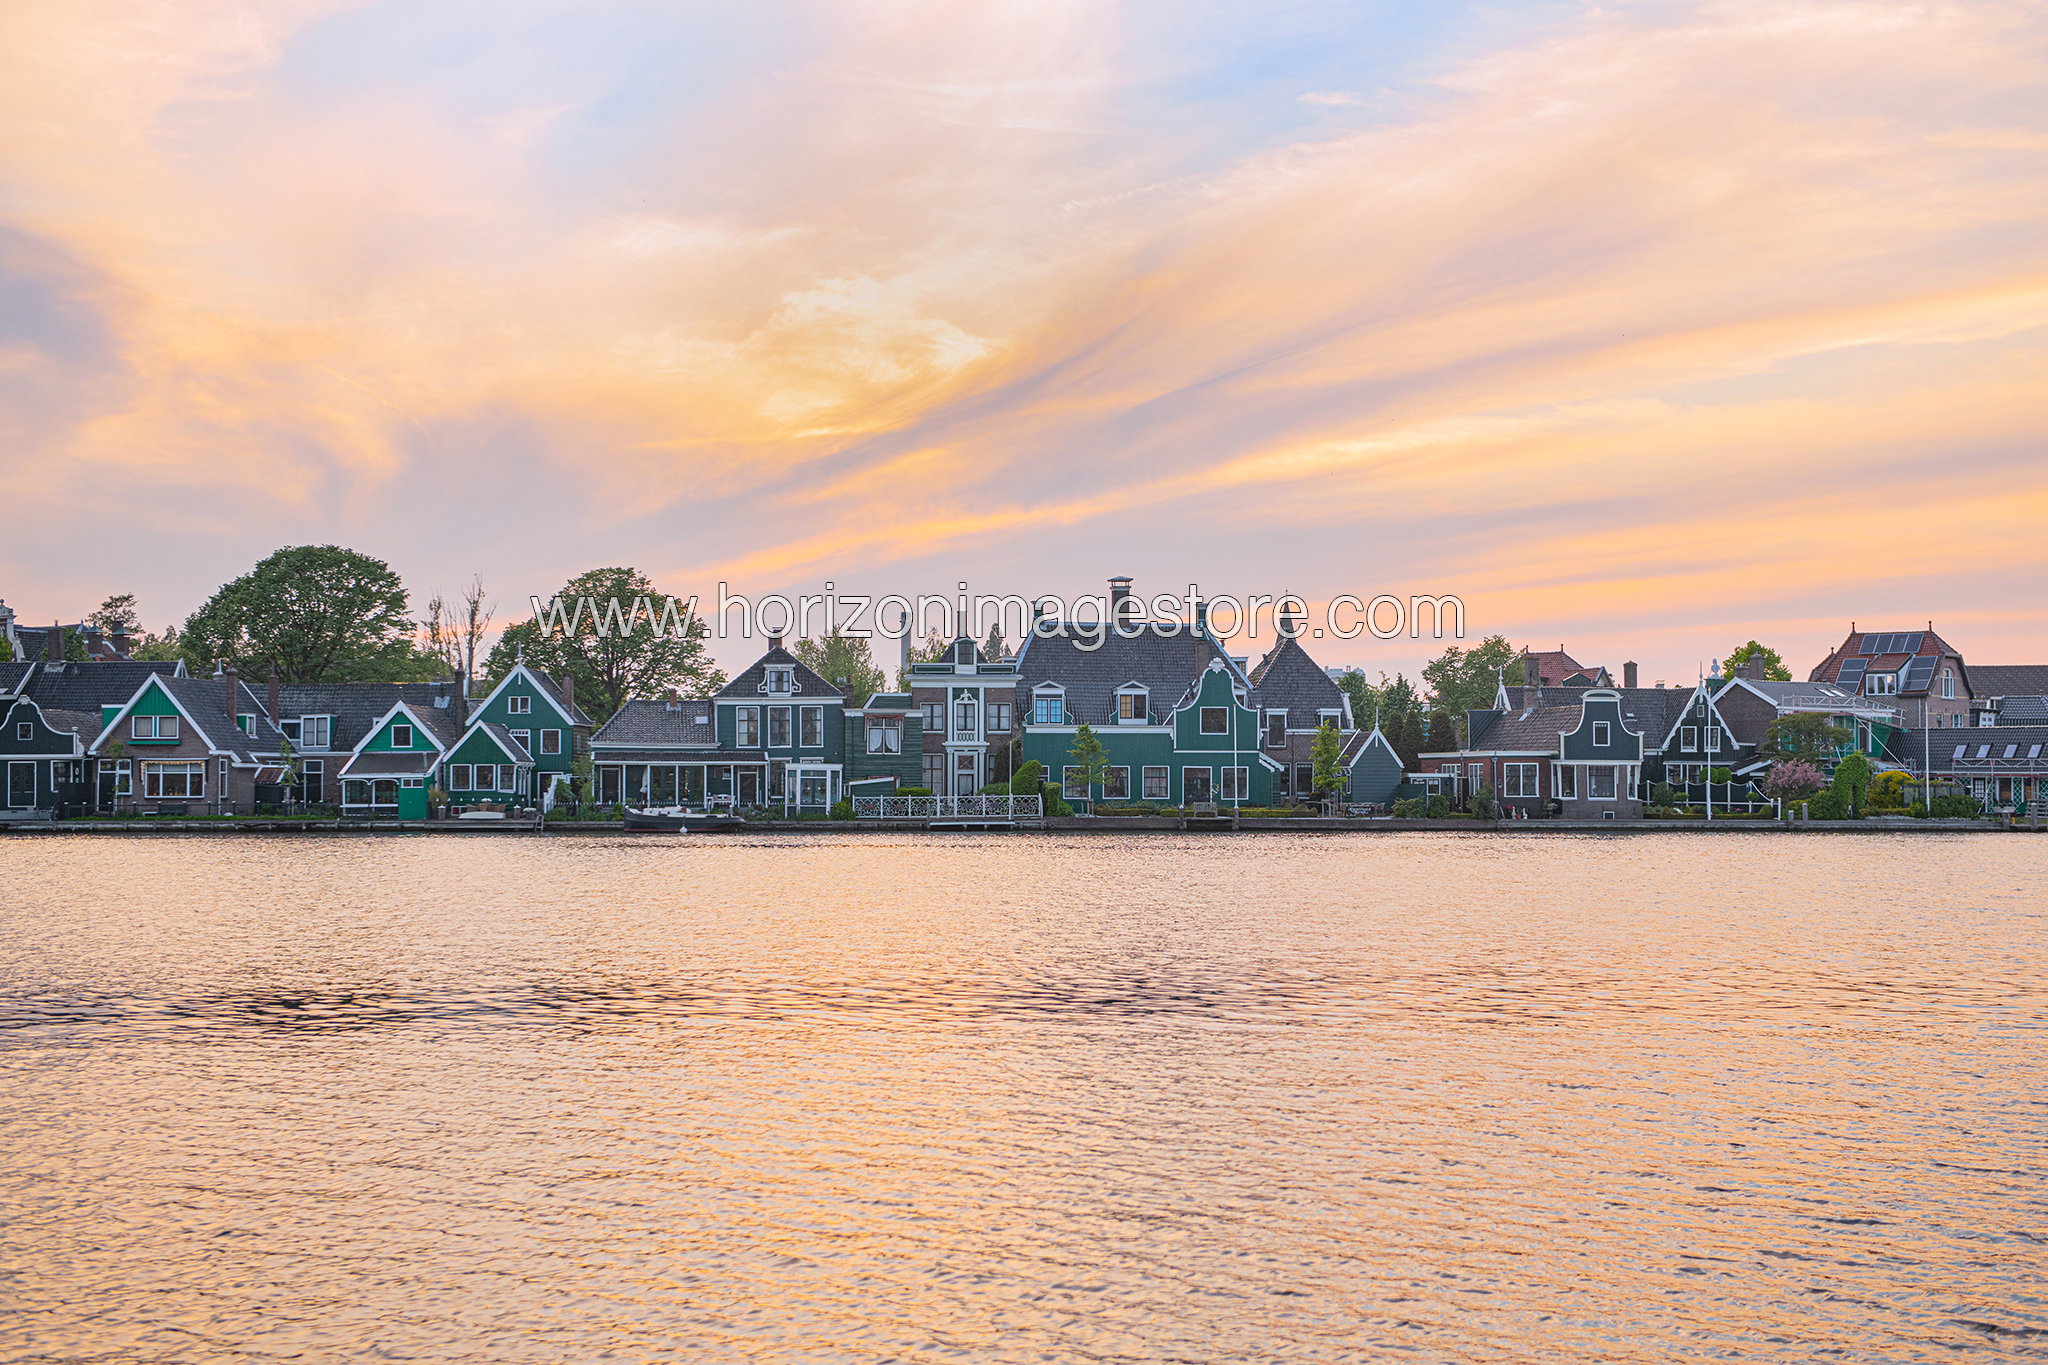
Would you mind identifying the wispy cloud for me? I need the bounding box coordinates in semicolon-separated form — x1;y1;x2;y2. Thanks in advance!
0;0;2042;682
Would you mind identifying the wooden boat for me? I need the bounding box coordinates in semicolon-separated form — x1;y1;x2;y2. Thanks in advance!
622;806;747;833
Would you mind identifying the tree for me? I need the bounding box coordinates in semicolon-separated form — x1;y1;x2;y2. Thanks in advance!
487;566;726;725
1723;640;1792;681
60;627;89;661
132;625;182;663
181;545;419;683
1831;752;1872;818
1067;723;1109;806
792;629;887;708
1339;669;1422;736
89;593;143;636
1421;635;1520;719
423;576;494;685
1397;711;1427;771
982;624;1007;662
894;627;948;691
0;637;10;662
1763;760;1824;801
1311;723;1346;801
1426;708;1458;753
1762;713;1853;764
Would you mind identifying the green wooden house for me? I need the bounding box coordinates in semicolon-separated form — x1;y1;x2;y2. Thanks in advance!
335;701;458;818
2;696;96;815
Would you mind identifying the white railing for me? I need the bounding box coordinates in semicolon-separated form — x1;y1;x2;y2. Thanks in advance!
852;794;1043;819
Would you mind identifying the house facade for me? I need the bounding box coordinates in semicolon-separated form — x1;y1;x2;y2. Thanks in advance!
1419;688;1648;818
2;696;96;814
86;671;288;815
462;661;593;802
908;623;1018;796
1806;624;1972;729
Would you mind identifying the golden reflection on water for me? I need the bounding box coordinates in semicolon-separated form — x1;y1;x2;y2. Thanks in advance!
1;832;2044;1362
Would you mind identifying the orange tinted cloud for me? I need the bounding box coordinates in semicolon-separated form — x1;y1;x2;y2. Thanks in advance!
0;0;2042;681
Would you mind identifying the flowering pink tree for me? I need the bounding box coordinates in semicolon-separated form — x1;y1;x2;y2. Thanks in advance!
1764;760;1824;801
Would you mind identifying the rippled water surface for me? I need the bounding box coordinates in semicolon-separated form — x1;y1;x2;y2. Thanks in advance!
2;831;2045;1363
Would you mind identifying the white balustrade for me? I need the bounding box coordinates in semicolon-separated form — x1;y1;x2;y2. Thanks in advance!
851;794;1042;819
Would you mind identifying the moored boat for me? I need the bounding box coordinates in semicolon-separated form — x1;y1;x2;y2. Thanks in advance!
622;806;748;833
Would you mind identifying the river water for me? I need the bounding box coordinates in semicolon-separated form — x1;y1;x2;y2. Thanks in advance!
1;831;2043;1362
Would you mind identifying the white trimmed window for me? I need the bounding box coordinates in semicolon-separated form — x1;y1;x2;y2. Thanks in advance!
14;722;29;741
1062;765;1088;799
1142;766;1169;800
1503;762;1538;797
303;716;330;748
1556;765;1577;798
142;761;206;798
131;714;178;740
451;765;472;790
1200;707;1228;734
1680;726;1697;751
1183;767;1213;802
800;706;823;747
1706;726;1722;752
1266;712;1286;748
510;730;531;755
508;695;531;714
1220;766;1249;800
987;702;1011;733
769;706;791;747
1105;766;1130;799
1033;694;1063;725
1589;766;1617;799
954;697;977;737
922;701;944;732
541;730;562;755
1941;668;1955;699
1592;721;1611;746
866;718;902;754
735;707;759;747
391;724;413;749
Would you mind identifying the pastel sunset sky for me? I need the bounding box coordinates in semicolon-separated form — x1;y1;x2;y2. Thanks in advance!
3;0;2044;684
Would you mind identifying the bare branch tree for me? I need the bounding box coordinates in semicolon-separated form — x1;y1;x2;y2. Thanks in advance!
458;576;494;686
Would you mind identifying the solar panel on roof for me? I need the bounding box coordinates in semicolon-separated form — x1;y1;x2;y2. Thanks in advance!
1902;632;1924;654
1860;636;1879;655
1837;658;1868;686
1902;658;1936;692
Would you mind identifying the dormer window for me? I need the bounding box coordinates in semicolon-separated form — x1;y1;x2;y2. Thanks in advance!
763;667;796;695
1033;687;1065;725
1116;685;1149;723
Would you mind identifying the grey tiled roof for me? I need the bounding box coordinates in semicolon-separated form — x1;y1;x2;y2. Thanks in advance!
336;750;439;777
1013;622;1242;727
42;709;105;746
1971;665;2048;698
151;676;288;761
525;669;593;726
275;682;469;752
0;662;32;695
1996;696;2048;725
22;661;187;714
1499;685;1687;745
1247;636;1349;724
716;641;843;701
592;699;717;748
1885;726;2048;768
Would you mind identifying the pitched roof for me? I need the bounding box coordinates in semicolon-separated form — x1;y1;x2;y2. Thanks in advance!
1970;665;2048;699
1807;626;1961;687
1247;635;1349;724
1516;649;1607;687
1502;685;1688;745
1996;696;2048;725
139;676;288;761
0;661;32;695
21;661;188;714
1013;621;1241;727
592;698;717;747
1884;726;2048;767
336;750;439;776
276;681;469;751
715;641;842;701
42;708;105;745
521;667;593;726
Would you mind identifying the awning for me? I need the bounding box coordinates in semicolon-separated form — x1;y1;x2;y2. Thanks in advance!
253;766;286;783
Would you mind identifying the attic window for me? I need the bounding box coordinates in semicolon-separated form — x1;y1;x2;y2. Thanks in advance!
764;667;796;695
1200;707;1228;734
15;722;30;741
1117;690;1146;721
1592;721;1611;746
392;724;413;749
508;695;531;715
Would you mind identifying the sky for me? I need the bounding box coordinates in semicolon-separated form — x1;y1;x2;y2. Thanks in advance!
2;0;2044;687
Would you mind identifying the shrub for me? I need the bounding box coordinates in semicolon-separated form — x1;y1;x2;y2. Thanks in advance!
1866;770;1909;810
1929;793;1981;819
1468;783;1498;820
1426;795;1449;819
1808;788;1847;820
1050;797;1075;816
1651;781;1680;807
1764;760;1824;802
897;787;932;797
829;799;853;820
1391;797;1425;817
1830;752;1872;818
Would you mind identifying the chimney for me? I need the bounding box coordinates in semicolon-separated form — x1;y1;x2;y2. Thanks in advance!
562;672;575;718
954;607;966;640
1624;661;1638;689
267;668;280;731
224;664;240;733
1109;576;1134;625
898;609;911;675
112;625;130;658
768;632;784;653
1524;654;1540;688
47;620;62;662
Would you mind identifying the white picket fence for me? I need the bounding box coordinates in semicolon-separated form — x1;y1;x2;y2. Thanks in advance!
852;794;1043;820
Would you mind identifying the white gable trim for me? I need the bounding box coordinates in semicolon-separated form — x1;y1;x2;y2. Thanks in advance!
470;663;577;728
87;676;228;757
349;701;451;759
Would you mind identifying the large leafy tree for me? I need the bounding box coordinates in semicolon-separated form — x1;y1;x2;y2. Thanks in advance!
1421;634;1521;719
89;593;143;635
488;566;725;725
893;626;948;691
1339;669;1422;735
792;629;887;708
1396;710;1427;771
1723;640;1792;681
181;546;420;682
